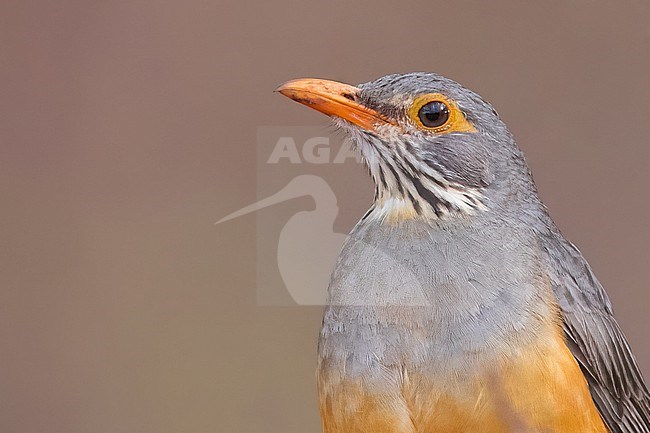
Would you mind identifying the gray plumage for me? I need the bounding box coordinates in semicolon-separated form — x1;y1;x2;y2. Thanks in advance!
545;228;650;432
317;73;649;432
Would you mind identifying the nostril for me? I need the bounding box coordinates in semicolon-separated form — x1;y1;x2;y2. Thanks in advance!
341;92;356;102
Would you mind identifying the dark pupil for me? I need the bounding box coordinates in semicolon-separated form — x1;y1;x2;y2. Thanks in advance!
418;101;450;128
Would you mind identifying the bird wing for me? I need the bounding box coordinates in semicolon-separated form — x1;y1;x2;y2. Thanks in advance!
545;228;650;433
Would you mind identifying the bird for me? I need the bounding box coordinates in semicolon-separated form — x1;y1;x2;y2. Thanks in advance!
217;174;346;305
276;73;650;433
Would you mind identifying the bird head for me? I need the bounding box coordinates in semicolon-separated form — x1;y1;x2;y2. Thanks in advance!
277;73;537;224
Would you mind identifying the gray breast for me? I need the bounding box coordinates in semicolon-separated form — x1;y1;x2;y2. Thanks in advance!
319;215;557;382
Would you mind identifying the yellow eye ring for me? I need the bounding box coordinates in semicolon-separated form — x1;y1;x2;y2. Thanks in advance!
408;93;476;134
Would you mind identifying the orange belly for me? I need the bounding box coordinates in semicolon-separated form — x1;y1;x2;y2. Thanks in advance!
318;330;608;433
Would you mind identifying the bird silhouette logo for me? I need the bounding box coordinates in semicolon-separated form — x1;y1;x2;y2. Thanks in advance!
217;173;426;306
216;174;346;305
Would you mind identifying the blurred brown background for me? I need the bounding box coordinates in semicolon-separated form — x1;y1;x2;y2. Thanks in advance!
1;1;649;432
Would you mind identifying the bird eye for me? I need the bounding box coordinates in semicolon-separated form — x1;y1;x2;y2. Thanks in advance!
418;101;450;129
408;93;476;134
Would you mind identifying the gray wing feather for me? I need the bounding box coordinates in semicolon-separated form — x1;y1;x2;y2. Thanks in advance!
544;227;650;433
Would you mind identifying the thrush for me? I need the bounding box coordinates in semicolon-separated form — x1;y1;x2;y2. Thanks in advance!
276;73;649;433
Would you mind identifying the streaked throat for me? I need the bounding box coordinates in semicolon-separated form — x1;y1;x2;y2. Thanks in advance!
342;125;487;224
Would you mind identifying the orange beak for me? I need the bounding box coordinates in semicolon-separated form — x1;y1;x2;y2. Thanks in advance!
276;78;393;131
